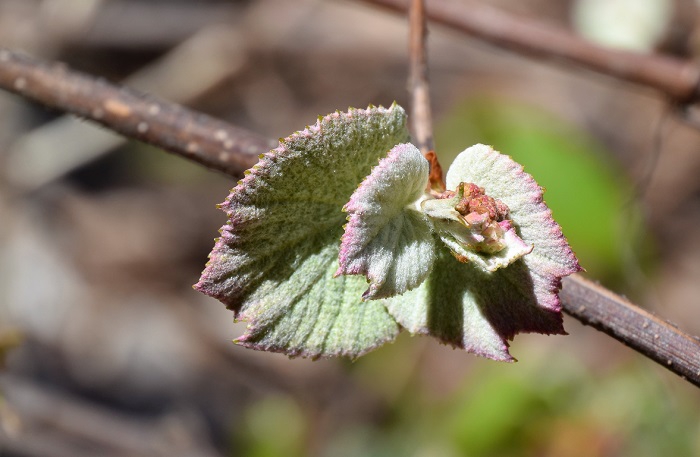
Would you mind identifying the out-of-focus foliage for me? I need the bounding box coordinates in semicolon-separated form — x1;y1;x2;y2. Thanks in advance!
274;335;700;457
235;394;307;457
572;0;672;52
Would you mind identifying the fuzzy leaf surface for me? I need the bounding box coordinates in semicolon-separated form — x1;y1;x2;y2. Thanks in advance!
385;144;581;360
445;144;583;311
195;105;409;358
337;143;435;299
422;199;533;272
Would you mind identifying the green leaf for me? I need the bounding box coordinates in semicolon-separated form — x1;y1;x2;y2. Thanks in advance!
435;97;634;282
386;251;566;361
195;105;409;358
237;243;399;358
445;144;582;312
337;143;436;300
196;105;580;362
384;144;579;360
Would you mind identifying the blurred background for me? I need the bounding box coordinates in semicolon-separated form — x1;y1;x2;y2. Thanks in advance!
1;0;700;455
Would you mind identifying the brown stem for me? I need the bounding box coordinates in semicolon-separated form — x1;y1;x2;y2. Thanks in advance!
362;0;700;103
408;0;445;191
0;48;273;179
0;49;698;387
561;275;700;387
408;0;433;154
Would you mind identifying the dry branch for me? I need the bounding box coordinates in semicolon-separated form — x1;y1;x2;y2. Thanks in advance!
0;48;272;179
362;0;700;103
0;48;699;387
408;0;445;191
408;0;434;156
561;275;700;387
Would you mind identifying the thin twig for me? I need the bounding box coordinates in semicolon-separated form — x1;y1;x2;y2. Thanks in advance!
408;0;434;155
361;0;700;103
0;48;273;179
561;275;700;387
408;0;445;191
0;49;699;387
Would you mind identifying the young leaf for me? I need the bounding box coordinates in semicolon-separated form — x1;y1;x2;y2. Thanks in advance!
422;197;533;272
384;251;567;361
195;105;409;358
445;144;582;312
337;143;436;300
197;104;580;362
335;142;579;360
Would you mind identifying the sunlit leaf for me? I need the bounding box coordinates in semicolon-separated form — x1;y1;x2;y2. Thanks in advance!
196;105;409;358
337;143;435;300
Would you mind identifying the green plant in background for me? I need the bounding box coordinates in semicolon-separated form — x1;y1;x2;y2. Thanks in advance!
236;394;307;457
318;339;699;457
195;104;580;360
